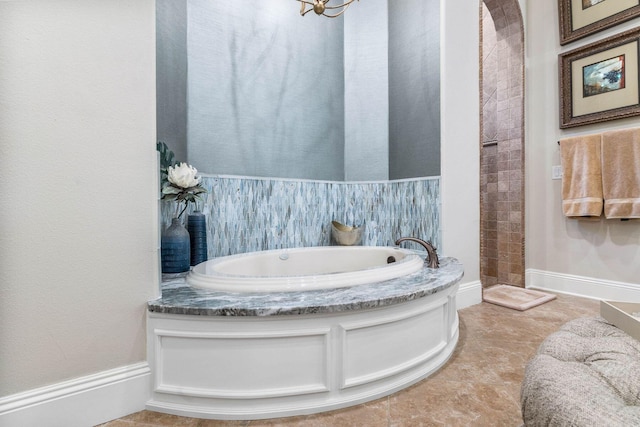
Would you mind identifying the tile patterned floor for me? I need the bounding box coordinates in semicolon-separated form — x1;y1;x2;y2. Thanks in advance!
100;293;600;427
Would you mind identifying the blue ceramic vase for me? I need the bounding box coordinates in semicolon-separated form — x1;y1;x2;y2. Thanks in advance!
161;218;190;273
187;211;208;266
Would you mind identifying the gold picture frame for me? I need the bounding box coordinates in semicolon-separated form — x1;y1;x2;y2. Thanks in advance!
559;27;640;128
559;0;640;45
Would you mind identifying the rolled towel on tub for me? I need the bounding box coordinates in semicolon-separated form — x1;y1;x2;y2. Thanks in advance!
559;134;603;218
602;128;640;219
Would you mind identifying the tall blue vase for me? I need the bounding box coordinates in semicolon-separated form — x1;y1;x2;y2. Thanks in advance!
161;218;190;273
188;211;208;266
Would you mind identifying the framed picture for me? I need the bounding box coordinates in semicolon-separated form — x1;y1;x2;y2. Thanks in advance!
559;0;640;45
559;27;640;128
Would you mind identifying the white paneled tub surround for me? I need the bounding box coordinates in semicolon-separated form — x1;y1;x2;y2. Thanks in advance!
147;257;463;420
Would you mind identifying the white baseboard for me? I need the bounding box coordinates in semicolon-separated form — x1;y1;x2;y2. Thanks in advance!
0;362;150;427
526;269;640;302
456;280;482;309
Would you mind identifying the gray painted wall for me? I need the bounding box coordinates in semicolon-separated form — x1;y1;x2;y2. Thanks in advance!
344;0;389;181
388;0;441;179
186;0;345;180
156;0;440;181
156;0;188;163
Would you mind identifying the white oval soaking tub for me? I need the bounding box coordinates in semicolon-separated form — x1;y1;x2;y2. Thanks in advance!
187;246;424;293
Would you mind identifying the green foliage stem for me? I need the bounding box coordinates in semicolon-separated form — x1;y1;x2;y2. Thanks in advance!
156;141;177;184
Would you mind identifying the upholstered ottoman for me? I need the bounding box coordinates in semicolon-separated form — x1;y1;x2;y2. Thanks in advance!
521;317;640;426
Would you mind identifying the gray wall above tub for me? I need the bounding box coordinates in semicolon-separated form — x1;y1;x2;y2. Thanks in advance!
156;0;441;181
388;0;441;180
344;0;389;181
186;0;345;181
156;0;188;164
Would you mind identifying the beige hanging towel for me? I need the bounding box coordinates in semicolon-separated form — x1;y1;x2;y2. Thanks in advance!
559;134;603;218
601;128;640;219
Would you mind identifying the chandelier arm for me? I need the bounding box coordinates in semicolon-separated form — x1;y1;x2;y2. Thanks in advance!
322;3;353;17
297;0;316;16
322;10;346;17
296;0;358;18
323;0;356;9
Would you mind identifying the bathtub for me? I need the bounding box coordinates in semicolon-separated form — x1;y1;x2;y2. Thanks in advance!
187;246;424;293
148;253;463;421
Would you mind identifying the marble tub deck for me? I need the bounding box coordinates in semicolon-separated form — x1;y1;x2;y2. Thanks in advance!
148;256;464;316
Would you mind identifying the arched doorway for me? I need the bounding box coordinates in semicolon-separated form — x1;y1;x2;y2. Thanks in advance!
480;0;525;289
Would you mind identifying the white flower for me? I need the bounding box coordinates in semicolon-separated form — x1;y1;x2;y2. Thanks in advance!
167;162;201;189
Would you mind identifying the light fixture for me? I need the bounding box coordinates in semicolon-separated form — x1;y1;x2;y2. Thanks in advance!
297;0;359;18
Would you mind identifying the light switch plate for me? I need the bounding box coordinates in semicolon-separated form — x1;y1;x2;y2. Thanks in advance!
552;165;563;180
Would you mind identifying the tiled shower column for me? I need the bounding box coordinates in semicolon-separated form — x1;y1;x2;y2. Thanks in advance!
481;0;524;288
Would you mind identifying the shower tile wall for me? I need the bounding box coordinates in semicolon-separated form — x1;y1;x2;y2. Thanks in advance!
481;0;524;288
162;176;441;258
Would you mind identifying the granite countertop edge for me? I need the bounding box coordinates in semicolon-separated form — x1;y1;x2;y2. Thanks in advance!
148;256;464;317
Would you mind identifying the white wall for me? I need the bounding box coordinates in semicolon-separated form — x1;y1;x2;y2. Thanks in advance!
441;0;481;286
0;0;158;397
526;0;640;285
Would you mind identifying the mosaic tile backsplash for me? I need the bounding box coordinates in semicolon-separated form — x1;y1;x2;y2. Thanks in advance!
161;176;441;259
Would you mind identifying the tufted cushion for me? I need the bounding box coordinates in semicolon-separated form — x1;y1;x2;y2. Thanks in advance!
521;317;640;427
